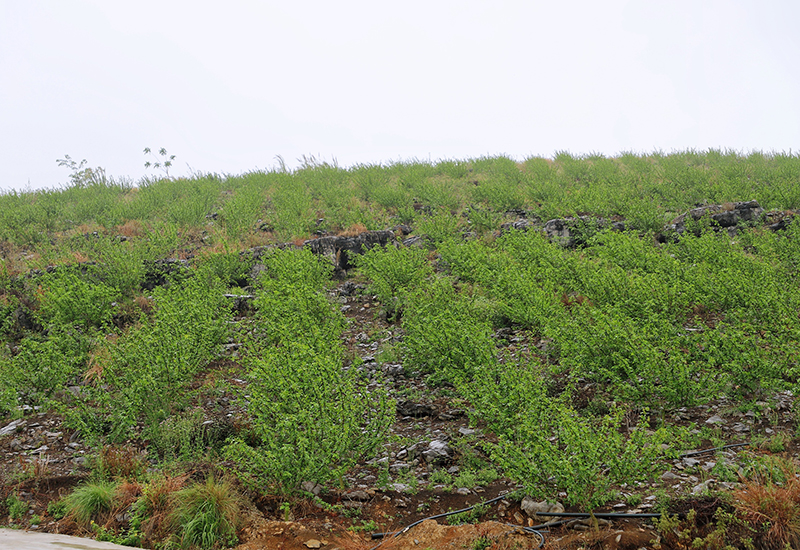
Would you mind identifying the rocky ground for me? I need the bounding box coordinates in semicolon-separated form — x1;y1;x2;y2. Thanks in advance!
1;277;799;550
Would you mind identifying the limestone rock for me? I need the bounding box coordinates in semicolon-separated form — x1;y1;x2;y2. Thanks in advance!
667;200;764;237
304;230;396;276
421;440;452;464
520;497;564;522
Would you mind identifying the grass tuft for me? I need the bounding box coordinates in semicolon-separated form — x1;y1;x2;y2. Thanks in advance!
64;481;118;525
170;476;243;550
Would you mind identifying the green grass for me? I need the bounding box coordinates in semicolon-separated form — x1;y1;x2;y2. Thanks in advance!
169;477;242;550
64;481;118;525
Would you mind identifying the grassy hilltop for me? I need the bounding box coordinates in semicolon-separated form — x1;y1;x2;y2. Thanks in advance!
2;150;800;549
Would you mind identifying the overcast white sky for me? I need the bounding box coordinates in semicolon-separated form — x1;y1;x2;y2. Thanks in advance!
1;1;798;192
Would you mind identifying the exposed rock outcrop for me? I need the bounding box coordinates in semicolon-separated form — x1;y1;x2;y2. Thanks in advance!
501;216;625;247
304;230;396;276
666;200;764;237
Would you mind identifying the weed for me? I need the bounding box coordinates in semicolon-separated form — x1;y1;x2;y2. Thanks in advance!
468;534;493;550
348;519;378;533
143;147;176;178
446;502;487;525
5;494;28;520
625;493;643;507
89;446;145;480
47;499;67;520
760;432;791;453
429;469;453;485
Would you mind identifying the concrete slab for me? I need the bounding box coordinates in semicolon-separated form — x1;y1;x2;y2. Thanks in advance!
0;528;137;549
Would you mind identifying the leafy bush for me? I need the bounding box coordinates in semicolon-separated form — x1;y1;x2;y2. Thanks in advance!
226;248;393;492
402;278;496;380
5;494;29;520
459;358;674;507
227;339;393;491
68;274;230;441
355;243;432;314
415;208;462;244
36;268;119;330
0;329;92;409
253;249;343;347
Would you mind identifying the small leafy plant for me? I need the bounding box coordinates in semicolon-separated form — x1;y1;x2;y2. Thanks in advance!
143;147;176;178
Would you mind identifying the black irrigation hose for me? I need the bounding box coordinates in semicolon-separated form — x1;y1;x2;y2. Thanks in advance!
528;511;666;531
368;503;669;550
534;512;662;519
368;494;545;550
679;442;750;458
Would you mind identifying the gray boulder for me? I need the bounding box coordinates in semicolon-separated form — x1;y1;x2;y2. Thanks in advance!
520;497;565;523
304;230;396;276
422;439;452;464
667;200;764;237
544;217;624;247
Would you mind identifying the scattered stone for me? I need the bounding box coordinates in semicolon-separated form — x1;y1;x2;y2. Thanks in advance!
667;200;764;237
300;481;323;496
682;458;700;469
543;217;624;247
458;427;477;437
0;419;25;437
384;364;404;377
520;498;564;523
389;463;408;474
343;490;370;502
305;230;396;276
705;415;725;425
567;517;612;530
305;539;322;549
396;400;436;418
422;440;451;464
692;480;715;495
660;471;681;481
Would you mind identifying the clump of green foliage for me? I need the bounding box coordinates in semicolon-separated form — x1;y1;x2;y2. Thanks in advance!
224;248;394;492
168;476;242;550
64;481;118;525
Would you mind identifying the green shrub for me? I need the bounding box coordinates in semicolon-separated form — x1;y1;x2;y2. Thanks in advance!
36;268;119;330
459;358;673;507
0;329;92;409
402;278;496;380
47;499;68;520
355;243;432;314
415;208;462;244
226;247;393;492
67;274;230;441
227;338;393;492
5;494;29;520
